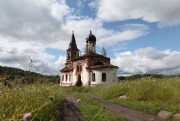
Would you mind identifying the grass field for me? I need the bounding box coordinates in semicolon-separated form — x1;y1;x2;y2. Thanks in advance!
1;76;180;120
63;77;180;115
86;77;180;115
0;84;65;121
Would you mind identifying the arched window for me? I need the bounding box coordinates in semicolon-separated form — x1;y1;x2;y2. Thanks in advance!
80;65;82;71
77;63;82;72
66;74;68;81
62;75;64;81
92;73;95;82
102;73;106;82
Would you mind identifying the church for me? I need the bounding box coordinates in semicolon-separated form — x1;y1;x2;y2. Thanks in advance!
60;31;118;86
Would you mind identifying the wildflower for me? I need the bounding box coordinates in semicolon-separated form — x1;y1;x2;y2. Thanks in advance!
23;113;32;120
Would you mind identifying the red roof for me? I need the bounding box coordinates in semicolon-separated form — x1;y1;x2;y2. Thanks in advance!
87;65;119;70
72;52;110;61
60;67;73;72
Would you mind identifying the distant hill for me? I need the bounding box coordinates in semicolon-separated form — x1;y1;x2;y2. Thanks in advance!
0;66;59;84
118;74;180;81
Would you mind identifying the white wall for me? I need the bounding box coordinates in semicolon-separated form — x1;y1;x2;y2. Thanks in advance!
60;73;73;86
91;68;117;85
72;68;76;84
71;61;89;86
60;63;117;86
81;63;89;85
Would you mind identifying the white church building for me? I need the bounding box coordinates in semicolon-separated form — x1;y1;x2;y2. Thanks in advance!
60;31;118;86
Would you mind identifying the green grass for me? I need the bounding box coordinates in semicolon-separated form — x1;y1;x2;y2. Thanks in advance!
0;84;65;121
74;95;125;121
1;76;180;120
88;77;180;114
61;77;180;115
108;99;176;114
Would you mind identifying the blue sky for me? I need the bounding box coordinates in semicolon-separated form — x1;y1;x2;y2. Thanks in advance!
0;0;180;75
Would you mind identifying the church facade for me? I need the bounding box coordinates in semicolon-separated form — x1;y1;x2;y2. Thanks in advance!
60;31;118;86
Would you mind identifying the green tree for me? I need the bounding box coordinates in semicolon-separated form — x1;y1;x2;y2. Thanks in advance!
101;47;107;56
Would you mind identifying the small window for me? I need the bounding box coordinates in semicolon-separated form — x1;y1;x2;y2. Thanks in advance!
102;73;106;82
92;73;95;82
66;74;68;81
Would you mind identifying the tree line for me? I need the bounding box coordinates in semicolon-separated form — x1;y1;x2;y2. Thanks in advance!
118;74;180;81
0;66;60;84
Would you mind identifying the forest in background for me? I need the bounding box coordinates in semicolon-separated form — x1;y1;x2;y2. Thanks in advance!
0;66;59;84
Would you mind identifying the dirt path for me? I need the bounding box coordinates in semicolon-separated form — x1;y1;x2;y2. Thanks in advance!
61;95;84;121
84;94;167;121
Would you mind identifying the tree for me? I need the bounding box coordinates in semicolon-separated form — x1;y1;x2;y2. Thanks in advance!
101;47;107;56
0;66;3;74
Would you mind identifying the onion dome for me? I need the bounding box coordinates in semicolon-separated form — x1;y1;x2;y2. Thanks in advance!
87;30;96;43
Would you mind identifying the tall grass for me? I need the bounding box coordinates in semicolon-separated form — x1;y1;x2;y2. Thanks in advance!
90;77;180;102
0;84;65;120
88;77;180;114
1;76;180;120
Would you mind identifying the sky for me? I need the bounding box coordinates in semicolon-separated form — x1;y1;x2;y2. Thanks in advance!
0;0;180;75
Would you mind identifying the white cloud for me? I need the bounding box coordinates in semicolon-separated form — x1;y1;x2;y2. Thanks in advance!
54;55;66;70
88;0;99;9
50;0;70;20
0;38;58;74
98;24;149;46
0;0;71;74
0;0;164;75
112;47;180;75
0;0;150;50
0;0;70;47
62;18;149;49
97;0;180;27
31;55;66;75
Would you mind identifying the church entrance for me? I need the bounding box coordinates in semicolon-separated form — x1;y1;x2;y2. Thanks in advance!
75;75;82;86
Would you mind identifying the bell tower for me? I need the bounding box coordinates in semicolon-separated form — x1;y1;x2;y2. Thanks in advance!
66;31;79;62
86;30;96;54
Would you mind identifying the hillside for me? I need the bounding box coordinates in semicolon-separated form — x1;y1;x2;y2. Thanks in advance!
117;74;180;81
0;66;59;84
